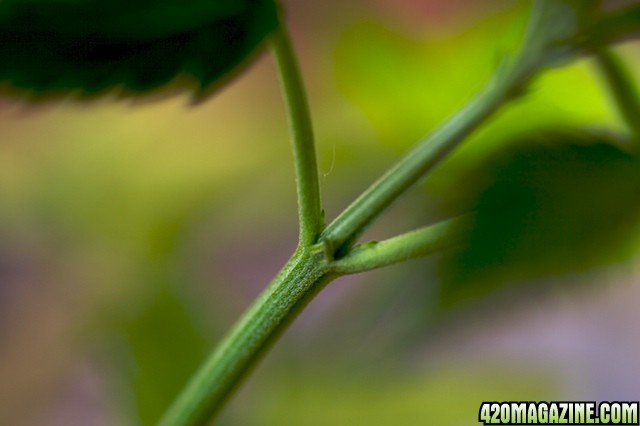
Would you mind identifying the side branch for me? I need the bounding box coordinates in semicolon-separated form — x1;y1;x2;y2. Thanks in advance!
320;63;524;255
330;216;471;275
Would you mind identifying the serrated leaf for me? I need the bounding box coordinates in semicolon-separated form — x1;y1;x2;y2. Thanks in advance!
439;130;640;306
0;0;278;100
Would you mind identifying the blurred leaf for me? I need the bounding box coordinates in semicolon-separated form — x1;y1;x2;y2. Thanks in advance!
334;9;528;148
0;0;278;100
590;1;640;46
123;281;209;426
534;1;640;53
440;130;640;306
520;0;600;66
250;366;552;426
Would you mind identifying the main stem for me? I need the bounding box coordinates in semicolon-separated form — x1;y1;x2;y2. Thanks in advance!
159;19;327;426
158;249;333;425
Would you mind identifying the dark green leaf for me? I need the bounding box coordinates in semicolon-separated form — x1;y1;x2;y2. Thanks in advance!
591;2;640;46
0;0;278;100
439;130;640;306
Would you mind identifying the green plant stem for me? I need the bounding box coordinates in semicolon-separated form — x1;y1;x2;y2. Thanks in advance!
159;22;327;425
271;20;323;246
320;64;528;255
158;214;468;426
158;248;334;426
593;47;640;141
318;0;598;255
330;215;471;275
159;3;581;424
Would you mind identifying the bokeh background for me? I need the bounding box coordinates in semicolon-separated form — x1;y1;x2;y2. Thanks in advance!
2;0;640;425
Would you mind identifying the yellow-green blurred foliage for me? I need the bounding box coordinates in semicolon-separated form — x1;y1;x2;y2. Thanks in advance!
1;1;640;425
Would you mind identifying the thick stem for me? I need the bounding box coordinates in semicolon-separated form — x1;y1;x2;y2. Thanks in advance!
271;21;323;246
158;249;333;426
159;22;328;425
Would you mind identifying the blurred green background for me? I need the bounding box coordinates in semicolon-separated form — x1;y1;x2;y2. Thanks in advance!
2;0;640;425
